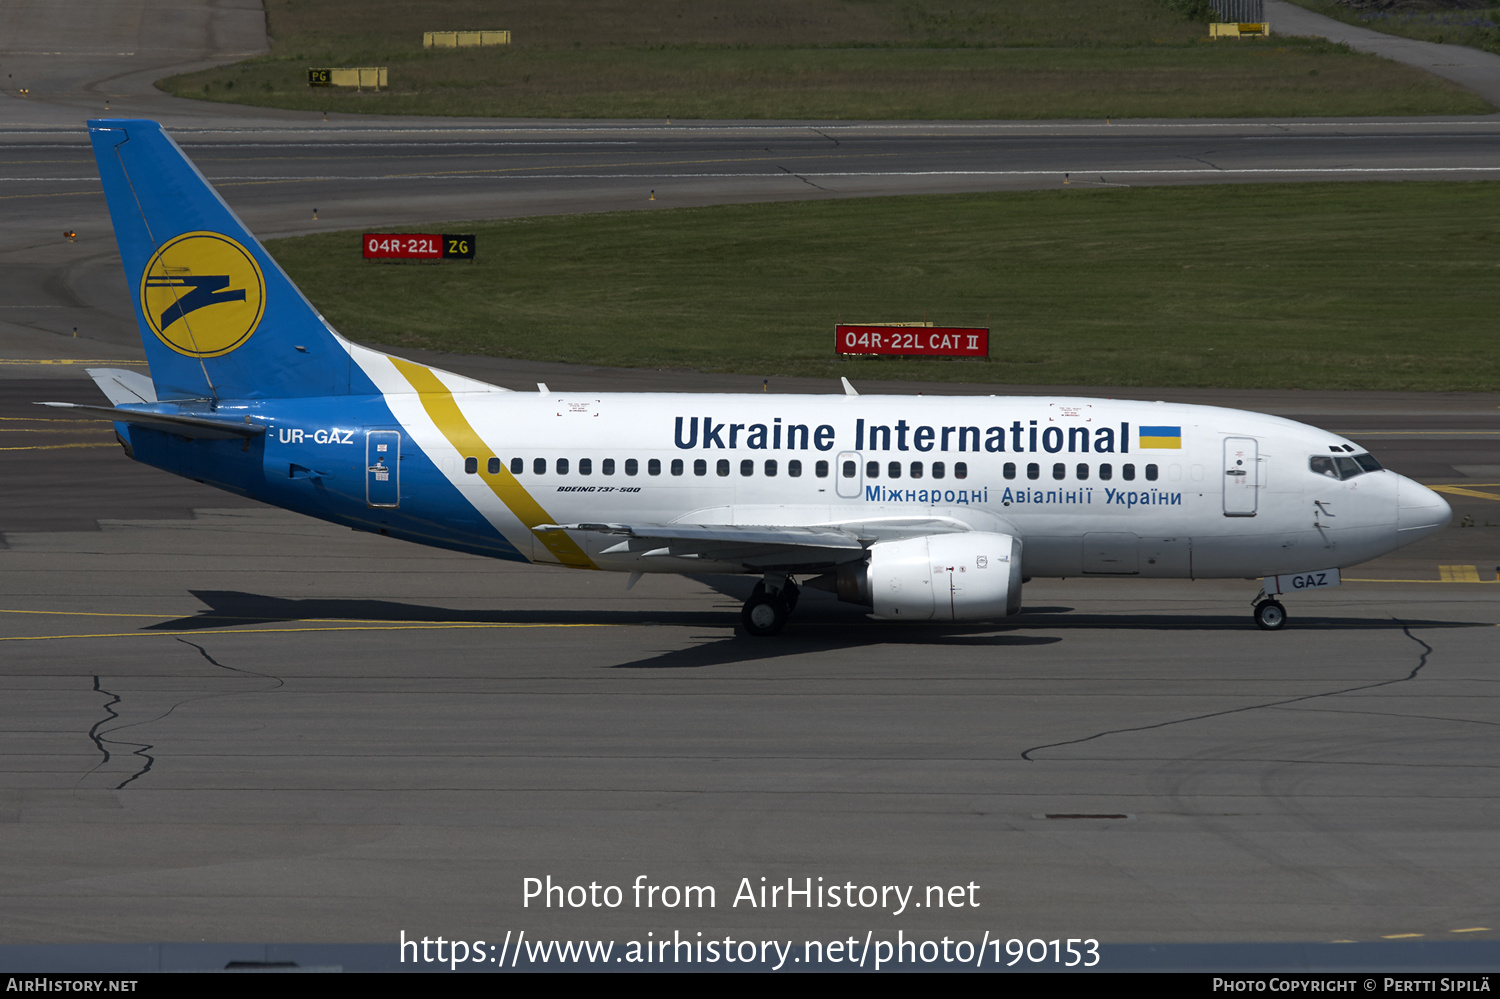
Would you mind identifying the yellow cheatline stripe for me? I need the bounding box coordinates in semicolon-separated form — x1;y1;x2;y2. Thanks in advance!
0;358;147;365
0;608;585;626
0;609;477;622
0;189;104;201
0;609;170;618
0;442;116;451
0;622;620;642
389;357;596;570
1344;577;1498;584
0;427;113;433
1431;484;1500;502
0;416;113;423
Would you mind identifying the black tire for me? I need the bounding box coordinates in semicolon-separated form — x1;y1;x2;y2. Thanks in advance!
1254;600;1287;631
741;596;788;636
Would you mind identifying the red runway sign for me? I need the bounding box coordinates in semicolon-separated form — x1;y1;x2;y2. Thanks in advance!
363;233;475;260
836;325;989;357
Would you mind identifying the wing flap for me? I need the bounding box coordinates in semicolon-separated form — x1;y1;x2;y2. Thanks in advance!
541;522;868;569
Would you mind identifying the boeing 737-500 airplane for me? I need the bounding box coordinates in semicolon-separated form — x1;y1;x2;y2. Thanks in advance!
47;119;1453;635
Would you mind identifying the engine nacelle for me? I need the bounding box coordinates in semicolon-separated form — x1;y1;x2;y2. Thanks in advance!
865;532;1023;621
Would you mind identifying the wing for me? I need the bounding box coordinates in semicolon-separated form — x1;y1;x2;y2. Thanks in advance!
538;516;983;571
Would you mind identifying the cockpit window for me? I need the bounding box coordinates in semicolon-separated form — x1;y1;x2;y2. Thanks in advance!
1309;452;1383;480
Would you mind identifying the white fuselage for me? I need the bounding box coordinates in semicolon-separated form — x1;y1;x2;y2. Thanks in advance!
348;355;1450;581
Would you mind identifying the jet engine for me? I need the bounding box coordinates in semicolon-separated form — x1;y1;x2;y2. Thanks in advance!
807;532;1023;621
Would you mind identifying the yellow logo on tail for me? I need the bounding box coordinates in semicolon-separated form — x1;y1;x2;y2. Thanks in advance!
140;231;265;357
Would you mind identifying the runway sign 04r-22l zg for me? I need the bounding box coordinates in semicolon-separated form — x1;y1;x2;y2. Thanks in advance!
363;233;476;260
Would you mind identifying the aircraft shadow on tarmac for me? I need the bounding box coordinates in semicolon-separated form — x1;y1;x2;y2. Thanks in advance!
140;587;1484;670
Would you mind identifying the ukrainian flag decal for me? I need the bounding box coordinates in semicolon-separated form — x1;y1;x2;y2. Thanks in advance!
1139;425;1182;449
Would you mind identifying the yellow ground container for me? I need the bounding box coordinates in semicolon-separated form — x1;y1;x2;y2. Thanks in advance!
326;67;387;89
423;30;511;48
1210;22;1270;38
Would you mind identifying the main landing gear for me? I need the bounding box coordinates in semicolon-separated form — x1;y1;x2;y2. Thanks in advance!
1252;591;1287;631
741;577;800;637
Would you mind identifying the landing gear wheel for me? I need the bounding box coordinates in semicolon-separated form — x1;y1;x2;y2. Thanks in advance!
742;595;788;636
1254;599;1287;631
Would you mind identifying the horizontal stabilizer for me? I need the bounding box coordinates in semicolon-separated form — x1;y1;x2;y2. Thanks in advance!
85;367;157;405
37;402;265;440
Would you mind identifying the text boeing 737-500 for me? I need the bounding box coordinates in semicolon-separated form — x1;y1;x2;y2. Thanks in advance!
44;120;1452;636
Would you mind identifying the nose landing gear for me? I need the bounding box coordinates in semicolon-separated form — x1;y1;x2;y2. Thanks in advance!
741;577;800;636
1252;594;1287;631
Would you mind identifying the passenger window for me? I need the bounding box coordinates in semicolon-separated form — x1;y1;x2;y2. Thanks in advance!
557;458;569;475
910;461;923;479
955;462;968;480
534;457;546;475
716;459;730;477
1122;464;1135;481
579;458;592;475
1077;463;1089;480
465;456;478;474
647;458;660;476
1002;462;1015;480
1027;462;1040;480
788;459;802;477
602;458;615;475
509;457;522;475
1099;463;1112;481
740;459;754;477
486;457;499;475
671;458;684;476
841;460;855;479
866;461;880;479
1052;462;1065;480
765;459;778;477
693;459;706;476
625;458;638;476
817;460;830;478
934;461;947;480
1145;464;1158;481
888;461;901;480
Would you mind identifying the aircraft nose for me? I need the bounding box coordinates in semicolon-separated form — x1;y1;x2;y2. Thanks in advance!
1396;474;1452;542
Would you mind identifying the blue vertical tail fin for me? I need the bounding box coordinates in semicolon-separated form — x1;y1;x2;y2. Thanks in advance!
88;119;351;401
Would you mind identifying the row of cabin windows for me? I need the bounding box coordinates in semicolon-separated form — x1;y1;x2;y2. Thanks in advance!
1002;461;1157;482
464;456;832;478
850;461;968;480
458;456;1148;482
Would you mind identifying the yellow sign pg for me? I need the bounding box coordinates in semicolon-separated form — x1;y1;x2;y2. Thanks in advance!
140;232;266;358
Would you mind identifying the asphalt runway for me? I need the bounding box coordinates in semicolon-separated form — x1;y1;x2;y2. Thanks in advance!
2;0;1499;968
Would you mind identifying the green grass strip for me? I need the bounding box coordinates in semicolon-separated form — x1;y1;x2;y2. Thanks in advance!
266;182;1500;392
160;0;1487;120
